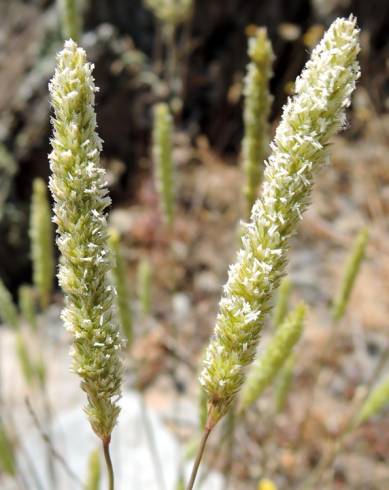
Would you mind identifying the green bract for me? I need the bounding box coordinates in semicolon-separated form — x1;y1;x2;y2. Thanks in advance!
49;40;123;442
200;17;360;425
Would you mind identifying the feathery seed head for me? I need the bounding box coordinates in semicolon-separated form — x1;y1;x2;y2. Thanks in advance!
200;17;360;425
49;40;123;441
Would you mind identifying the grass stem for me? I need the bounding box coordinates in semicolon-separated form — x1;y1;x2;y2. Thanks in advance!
103;439;114;490
186;425;212;490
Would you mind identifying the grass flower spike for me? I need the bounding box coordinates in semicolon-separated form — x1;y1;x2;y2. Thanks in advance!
332;227;368;321
108;229;133;347
239;304;306;412
0;279;19;329
145;0;193;27
199;17;360;428
153;102;174;225
48;40;123;446
0;421;16;477
138;258;152;315
272;276;292;328
274;352;295;412
58;0;82;42
30;178;55;310
355;376;389;426
18;285;37;330
242;27;274;216
15;333;35;387
85;448;101;490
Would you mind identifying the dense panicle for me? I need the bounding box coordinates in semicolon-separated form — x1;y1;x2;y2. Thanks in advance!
199;17;360;425
48;40;122;441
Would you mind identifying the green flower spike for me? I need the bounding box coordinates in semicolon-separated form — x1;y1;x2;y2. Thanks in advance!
48;40;123;444
58;0;82;42
153;102;175;226
242;27;274;216
108;229;133;348
199;16;360;428
30;178;55;310
0;279;19;329
355;376;389;426
332;227;368;322
145;0;193;27
272;276;292;329
239;304;305;413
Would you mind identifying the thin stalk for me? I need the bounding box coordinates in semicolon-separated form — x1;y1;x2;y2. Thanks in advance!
103;439;114;490
139;396;166;490
186;424;212;490
222;407;236;489
25;398;81;485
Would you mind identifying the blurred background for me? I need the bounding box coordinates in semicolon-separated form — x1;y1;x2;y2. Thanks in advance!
0;1;388;489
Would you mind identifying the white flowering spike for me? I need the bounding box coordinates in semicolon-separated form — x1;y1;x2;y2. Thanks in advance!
200;17;360;426
242;27;274;216
49;40;122;442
